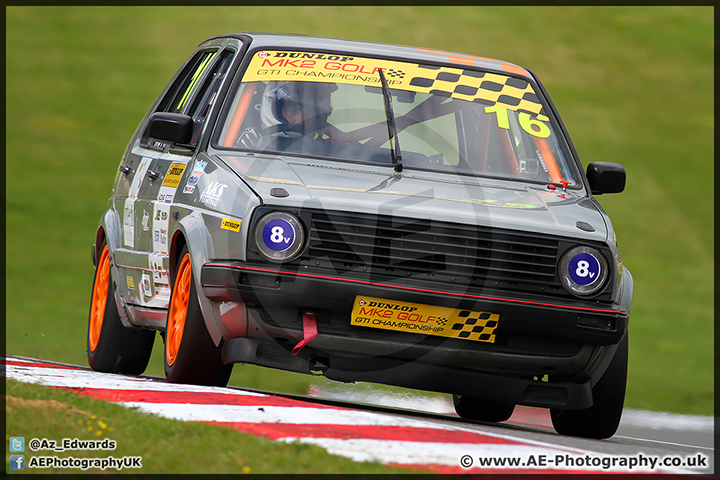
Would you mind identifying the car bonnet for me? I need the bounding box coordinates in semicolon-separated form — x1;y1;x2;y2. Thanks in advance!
217;153;609;243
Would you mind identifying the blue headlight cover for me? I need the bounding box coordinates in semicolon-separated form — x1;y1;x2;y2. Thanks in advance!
559;246;608;295
254;211;304;262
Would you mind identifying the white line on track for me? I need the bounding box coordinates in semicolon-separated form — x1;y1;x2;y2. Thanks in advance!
123;402;444;426
615;436;715;452
619;409;714;432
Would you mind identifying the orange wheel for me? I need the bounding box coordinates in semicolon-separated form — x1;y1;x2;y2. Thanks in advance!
87;238;154;375
166;252;192;366
88;245;110;352
163;245;232;386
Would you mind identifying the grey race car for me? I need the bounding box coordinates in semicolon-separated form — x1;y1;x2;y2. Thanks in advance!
88;32;632;439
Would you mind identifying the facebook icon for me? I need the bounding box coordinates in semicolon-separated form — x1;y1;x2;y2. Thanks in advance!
10;454;25;470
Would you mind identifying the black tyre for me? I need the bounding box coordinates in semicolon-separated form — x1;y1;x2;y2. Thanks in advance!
551;332;628;439
453;394;515;423
87;241;154;375
163;246;232;386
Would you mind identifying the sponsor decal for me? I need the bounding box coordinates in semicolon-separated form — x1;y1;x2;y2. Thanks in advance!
157;192;174;204
183;159;208;194
152;204;170;255
123;157;153;249
141;210;150;231
242;51;546;121
140;274;152;299
220;218;242;232
351;296;499;343
199;182;228;207
244;51;398;86
128;157;152;200
145;253;171;309
126;275;135;290
155;284;171;301
153;228;168;254
269;52;355;62
149;253;169;285
161;163;186;188
123;200;135;248
157;161;188;204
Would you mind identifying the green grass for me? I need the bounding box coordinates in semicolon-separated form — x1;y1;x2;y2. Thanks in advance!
6;5;713;422
5;379;407;474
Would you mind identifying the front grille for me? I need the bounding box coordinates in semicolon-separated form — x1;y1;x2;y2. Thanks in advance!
303;210;563;295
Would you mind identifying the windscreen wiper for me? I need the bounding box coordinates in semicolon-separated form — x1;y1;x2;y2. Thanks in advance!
378;69;403;173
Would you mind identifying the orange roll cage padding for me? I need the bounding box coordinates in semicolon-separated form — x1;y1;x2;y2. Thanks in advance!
221;83;258;147
498;128;519;175
533;136;564;184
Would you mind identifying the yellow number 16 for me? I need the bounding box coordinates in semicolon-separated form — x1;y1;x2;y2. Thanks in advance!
485;104;551;139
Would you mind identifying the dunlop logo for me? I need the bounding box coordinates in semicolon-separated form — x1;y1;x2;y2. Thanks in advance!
220;218;241;232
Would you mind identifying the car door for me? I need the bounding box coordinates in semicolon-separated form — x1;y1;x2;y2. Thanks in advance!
114;47;236;309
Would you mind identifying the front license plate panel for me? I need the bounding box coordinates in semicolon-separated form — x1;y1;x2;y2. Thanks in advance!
350;295;499;343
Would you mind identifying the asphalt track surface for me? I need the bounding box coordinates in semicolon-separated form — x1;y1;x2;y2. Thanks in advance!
5;355;714;475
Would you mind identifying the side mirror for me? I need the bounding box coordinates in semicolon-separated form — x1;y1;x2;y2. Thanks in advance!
148;112;194;145
586;162;626;195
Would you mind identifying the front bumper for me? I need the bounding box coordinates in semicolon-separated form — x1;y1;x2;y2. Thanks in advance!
200;261;628;409
202;261;628;344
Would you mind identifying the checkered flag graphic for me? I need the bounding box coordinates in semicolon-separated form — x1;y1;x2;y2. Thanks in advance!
408;68;545;117
449;310;499;342
384;69;405;79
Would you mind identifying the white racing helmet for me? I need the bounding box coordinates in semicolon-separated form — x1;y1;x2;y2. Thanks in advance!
260;81;336;137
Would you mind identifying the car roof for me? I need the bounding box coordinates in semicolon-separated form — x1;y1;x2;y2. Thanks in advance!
202;32;532;79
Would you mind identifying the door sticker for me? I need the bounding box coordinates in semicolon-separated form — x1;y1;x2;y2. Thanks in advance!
183;159;208;194
149;253;169;285
140;273;152;299
153;203;170;255
123;157;152;248
158;162;188;204
123;200;135;248
141;210;150;231
129;157;152;200
220;218;242;232
149;252;170;307
199;181;228;207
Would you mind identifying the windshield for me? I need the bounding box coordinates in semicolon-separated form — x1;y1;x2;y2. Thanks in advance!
216;50;580;186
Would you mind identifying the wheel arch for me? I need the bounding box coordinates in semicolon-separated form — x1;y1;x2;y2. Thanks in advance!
93;208;133;327
617;265;633;315
93;208;122;266
584;267;631;389
169;211;223;346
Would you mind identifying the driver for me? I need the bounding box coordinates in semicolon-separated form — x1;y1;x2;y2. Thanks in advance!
260;81;336;140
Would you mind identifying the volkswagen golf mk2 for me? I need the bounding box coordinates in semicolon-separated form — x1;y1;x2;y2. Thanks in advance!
88;32;632;439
